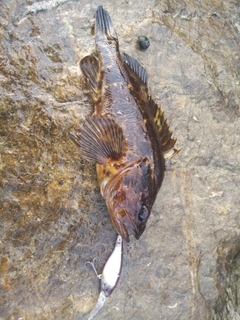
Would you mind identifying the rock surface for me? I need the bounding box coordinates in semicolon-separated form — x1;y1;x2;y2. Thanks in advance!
0;0;239;319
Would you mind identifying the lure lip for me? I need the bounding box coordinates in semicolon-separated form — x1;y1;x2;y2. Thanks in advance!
88;291;106;320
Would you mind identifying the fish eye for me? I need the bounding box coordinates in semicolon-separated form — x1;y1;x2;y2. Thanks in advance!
138;206;149;221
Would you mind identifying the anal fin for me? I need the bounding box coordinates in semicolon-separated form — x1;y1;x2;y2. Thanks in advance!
69;115;124;164
80;55;99;100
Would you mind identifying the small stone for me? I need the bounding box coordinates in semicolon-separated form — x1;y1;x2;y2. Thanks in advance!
138;36;150;50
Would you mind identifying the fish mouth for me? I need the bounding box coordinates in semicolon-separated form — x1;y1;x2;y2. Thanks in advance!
116;208;146;241
102;158;148;241
111;207;147;242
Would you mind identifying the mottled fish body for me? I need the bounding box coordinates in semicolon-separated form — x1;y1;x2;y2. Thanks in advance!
70;6;180;241
88;235;123;319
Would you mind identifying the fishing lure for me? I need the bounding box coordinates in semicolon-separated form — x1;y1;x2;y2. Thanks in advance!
86;234;123;319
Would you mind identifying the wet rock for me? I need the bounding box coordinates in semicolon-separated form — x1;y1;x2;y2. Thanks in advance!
0;0;240;319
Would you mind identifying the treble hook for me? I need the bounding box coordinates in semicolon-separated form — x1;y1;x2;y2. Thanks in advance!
84;257;102;279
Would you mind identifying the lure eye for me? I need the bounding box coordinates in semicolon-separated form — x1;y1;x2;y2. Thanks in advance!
138;206;148;221
103;286;112;297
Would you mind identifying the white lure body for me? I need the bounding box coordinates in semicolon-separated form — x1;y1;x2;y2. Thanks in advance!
101;234;123;297
88;234;123;320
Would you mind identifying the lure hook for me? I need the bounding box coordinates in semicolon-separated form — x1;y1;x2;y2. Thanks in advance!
84;257;102;279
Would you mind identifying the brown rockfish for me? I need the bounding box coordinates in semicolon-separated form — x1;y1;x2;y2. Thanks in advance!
70;6;180;242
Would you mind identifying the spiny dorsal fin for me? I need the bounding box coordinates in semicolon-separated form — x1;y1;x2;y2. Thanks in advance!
164;148;181;164
122;52;148;84
69;115;124;164
80;55;99;100
149;97;179;155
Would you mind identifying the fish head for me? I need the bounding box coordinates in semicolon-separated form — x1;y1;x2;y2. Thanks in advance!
103;157;154;241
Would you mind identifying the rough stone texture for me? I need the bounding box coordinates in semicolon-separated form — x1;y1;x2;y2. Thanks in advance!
0;0;239;319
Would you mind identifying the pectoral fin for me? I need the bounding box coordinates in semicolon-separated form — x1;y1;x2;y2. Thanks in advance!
69;115;124;164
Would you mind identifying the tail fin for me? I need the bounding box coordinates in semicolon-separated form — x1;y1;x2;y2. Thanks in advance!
95;6;117;41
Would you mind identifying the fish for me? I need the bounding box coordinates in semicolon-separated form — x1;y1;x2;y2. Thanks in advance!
69;5;180;242
88;234;123;319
